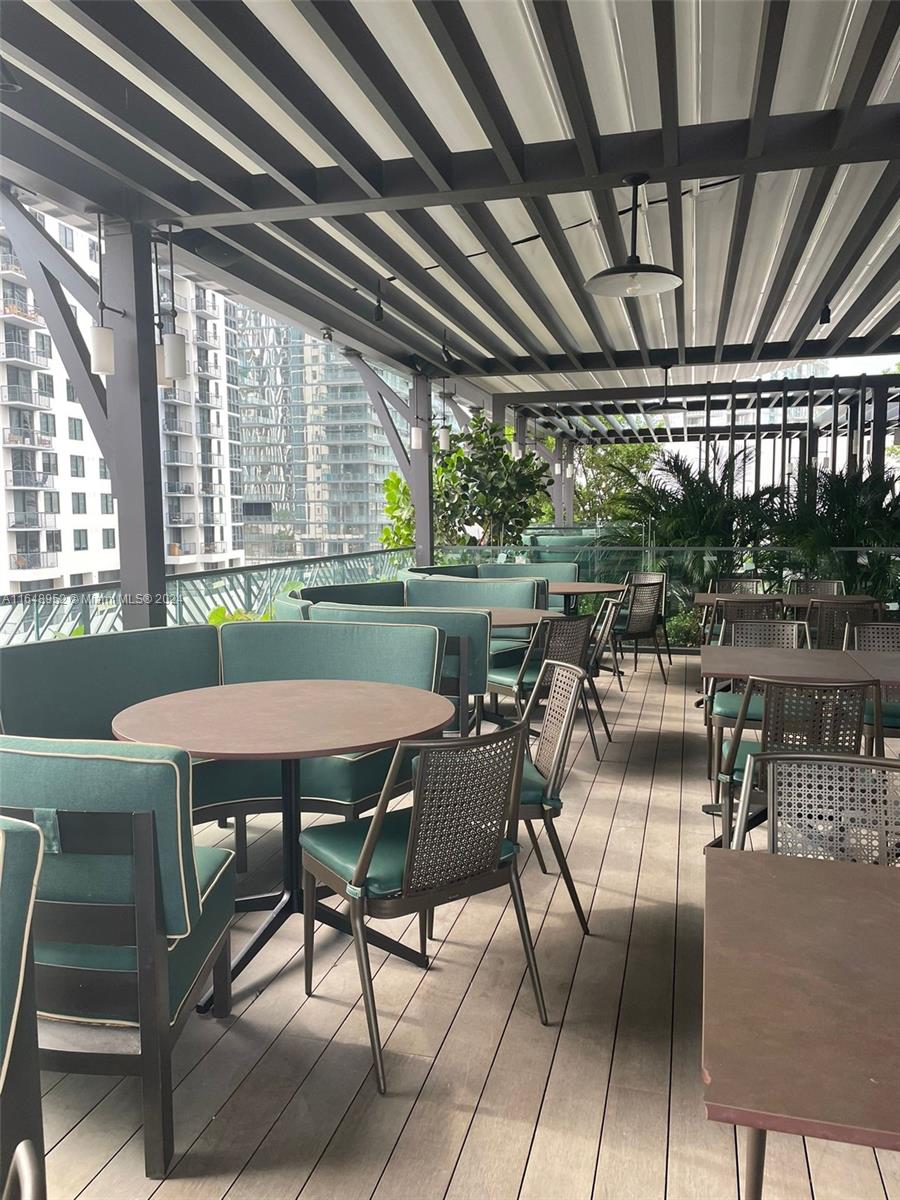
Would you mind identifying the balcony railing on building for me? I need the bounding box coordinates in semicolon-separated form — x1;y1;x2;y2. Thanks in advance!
193;294;219;317
0;343;50;368
194;327;220;349
7;512;56;529
5;469;57;489
162;417;193;435
195;353;219;378
196;391;223;408
3;427;54;449
165;542;197;558
0;252;25;275
197;422;223;438
0;385;52;409
161;387;193;406
0;299;45;326
201;540;227;554
166;510;196;526
162;449;193;466
198;482;224;496
164;481;194;495
199;452;224;467
9;551;58;570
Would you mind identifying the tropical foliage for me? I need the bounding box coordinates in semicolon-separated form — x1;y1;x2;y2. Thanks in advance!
572;442;659;525
381;411;551;547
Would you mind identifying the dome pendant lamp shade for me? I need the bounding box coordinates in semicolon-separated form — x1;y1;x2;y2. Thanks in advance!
88;324;115;376
585;174;682;298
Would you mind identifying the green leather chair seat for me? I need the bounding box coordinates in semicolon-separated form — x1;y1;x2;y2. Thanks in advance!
519;759;561;812
720;739;755;783
487;662;541;692
711;692;765;721
866;698;900;727
300;808;516;899
489;637;530;662
0;815;43;1088
34;845;234;1027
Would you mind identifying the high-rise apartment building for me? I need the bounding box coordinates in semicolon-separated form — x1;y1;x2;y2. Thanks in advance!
0;214;244;594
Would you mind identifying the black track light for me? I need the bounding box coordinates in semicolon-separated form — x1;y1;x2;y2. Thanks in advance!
440;328;453;366
819;302;831;326
373;279;384;323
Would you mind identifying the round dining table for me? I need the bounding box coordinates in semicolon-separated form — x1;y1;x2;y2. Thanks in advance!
113;678;455;1005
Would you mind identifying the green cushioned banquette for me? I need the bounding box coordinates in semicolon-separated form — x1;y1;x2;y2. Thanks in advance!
0;737;235;1027
405;576;541;649
272;592;311;621
0;814;42;1093
297;581;405;607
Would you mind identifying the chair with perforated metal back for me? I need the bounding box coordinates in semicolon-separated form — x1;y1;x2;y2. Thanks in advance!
519;660;591;933
627;570;672;664
715;577;765;594
716;598;779;642
852;623;900;754
590;596;625;691
808;597;882;649
705;620;809;782
714;677;882;850
788;578;845;595
299;722;547;1093
733;752;900;859
611;581;667;683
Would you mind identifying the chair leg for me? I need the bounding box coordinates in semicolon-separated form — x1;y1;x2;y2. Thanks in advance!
509;864;548;1026
233;814;248;875
864;732;874;756
141;1043;174;1179
661;618;673;665
211;929;232;1018
633;639;639;672
474;694;483;736
587;676;612;742
426;908;434;940
418;910;428;956
653;634;668;685
514;692;525;719
303;867;316;996
713;725;724;798
581;690;601;761
706;717;714;780
349;899;386;1094
525;819;549;873
543;815;589;935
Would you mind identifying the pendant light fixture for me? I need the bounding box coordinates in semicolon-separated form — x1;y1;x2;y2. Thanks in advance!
437;383;451;452
585;174;682;297
152;239;173;388
159;221;187;380
88;213;125;376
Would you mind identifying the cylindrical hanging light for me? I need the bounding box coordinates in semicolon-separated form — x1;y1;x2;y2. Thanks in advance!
438;426;451;452
511;440;521;459
565;462;574;479
88;325;115;376
155;342;173;388
410;425;424;451
554;461;562;476
161;222;187;381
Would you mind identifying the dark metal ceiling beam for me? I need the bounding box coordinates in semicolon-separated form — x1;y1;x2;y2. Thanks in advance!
822;243;900;355
503;374;900;405
862;298;900;354
162;105;900;227
786;160;900;355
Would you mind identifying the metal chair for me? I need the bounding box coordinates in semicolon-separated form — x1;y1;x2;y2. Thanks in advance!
733;752;900;861
714;677;882;849
590;596;625;692
852;623;900;754
520;660;593;933
714;577;766;594
787;578;845;595
300;722;547;1093
611;581;667;684
714;597;779;644
705;620;809;781
626;570;672;664
808;597;882;649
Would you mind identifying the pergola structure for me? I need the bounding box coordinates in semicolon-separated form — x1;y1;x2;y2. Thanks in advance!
1;0;898;599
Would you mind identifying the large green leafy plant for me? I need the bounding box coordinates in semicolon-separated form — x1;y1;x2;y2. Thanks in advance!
381;411;551;547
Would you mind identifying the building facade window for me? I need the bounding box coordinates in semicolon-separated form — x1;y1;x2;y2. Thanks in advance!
68;417;83;440
72;492;86;514
70;454;85;477
35;333;51;359
37;373;54;396
100;493;114;514
46;530;62;552
73;529;88;551
102;529;116;549
58;223;74;250
99;458;110;479
39;413;56;436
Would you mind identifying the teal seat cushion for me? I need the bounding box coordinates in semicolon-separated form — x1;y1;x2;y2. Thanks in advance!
489;638;530;670
711;692;765;721
272;592;311;621
300;808;516;899
298;581;405;606
0;815;42;1090
487;662;540;692
865;699;900;728
519;758;561;812
720;739;755;783
34;845;234;1027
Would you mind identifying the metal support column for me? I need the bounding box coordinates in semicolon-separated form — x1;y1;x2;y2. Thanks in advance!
487;395;506;429
754;383;762;494
728;384;736;496
780;381;788;499
514;412;527;455
806;382;818;504
409;372;434;565
857;380;868;474
870;380;887;478
847;392;859;473
704;384;711;474
103;221;166;627
551;439;566;525
830;378;839;475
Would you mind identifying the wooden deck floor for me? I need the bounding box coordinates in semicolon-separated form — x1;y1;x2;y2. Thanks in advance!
41;656;900;1200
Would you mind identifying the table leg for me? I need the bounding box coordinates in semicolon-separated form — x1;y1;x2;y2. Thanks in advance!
744;1127;767;1200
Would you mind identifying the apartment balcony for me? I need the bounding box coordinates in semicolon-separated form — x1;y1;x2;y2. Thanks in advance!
3;427;54;449
195;354;220;378
193;294;219;317
194;327;219;349
9;551;58;571
196;422;223;439
5;469;57;489
196;391;223;408
200;540;227;555
0;252;25;276
0;342;49;368
7;512;56;530
162;449;194;466
166;510;196;526
0;385;52;410
163;481;194;495
165;542;196;558
1;299;45;327
161;387;193;406
198;481;224;496
199;452;224;467
161;417;193;435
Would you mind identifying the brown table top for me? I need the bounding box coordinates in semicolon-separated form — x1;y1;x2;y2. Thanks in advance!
700;646;873;684
112;679;455;761
480;606;562;628
703;851;900;1149
547;581;625;596
848;650;900;688
694;592;875;608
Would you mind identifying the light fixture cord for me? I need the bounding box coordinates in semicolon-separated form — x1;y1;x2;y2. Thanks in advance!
96;213;105;327
167;224;177;320
152;239;163;344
